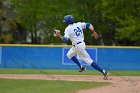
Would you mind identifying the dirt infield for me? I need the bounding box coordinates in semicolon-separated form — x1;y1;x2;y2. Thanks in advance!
0;74;140;93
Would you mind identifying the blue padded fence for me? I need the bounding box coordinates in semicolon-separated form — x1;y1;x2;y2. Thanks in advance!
0;45;140;70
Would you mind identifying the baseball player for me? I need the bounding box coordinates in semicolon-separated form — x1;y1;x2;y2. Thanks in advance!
54;15;109;80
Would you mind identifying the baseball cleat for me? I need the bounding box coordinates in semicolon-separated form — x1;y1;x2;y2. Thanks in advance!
103;71;110;80
79;67;86;72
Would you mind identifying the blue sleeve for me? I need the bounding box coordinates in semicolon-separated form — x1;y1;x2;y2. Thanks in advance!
63;36;69;43
85;23;90;28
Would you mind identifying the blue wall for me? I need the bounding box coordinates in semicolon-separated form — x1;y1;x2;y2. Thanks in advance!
0;45;140;70
97;48;140;70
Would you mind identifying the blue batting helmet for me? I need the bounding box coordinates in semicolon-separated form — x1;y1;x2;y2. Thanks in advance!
63;15;74;24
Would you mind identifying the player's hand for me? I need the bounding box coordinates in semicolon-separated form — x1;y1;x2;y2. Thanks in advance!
91;32;98;39
54;30;61;37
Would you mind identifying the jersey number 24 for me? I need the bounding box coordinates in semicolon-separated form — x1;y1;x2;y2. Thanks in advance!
74;27;82;36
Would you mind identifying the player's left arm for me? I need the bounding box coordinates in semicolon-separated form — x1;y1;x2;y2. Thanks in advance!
85;23;99;39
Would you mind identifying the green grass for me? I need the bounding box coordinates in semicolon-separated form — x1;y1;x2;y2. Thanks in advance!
0;69;139;93
0;68;140;76
108;70;140;76
0;79;109;93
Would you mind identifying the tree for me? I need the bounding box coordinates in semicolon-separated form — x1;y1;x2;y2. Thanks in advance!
12;0;79;44
11;0;140;45
12;0;45;43
99;0;140;45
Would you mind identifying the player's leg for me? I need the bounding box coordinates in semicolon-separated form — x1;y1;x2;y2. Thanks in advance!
79;50;109;79
76;42;109;79
71;56;86;72
82;51;109;79
67;47;85;72
91;62;109;79
77;49;104;73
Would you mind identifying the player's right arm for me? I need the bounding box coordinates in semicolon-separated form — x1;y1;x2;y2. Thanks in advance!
54;29;69;43
58;35;69;43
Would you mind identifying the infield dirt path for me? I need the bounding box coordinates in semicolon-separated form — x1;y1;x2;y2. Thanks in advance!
0;74;140;93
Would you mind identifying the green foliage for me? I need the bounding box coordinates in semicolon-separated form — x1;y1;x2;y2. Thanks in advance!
11;0;140;45
99;0;140;45
11;0;79;44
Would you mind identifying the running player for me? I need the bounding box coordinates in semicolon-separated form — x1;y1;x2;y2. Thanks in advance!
54;15;109;80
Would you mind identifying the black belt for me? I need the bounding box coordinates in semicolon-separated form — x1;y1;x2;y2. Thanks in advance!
73;42;82;46
77;42;82;44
